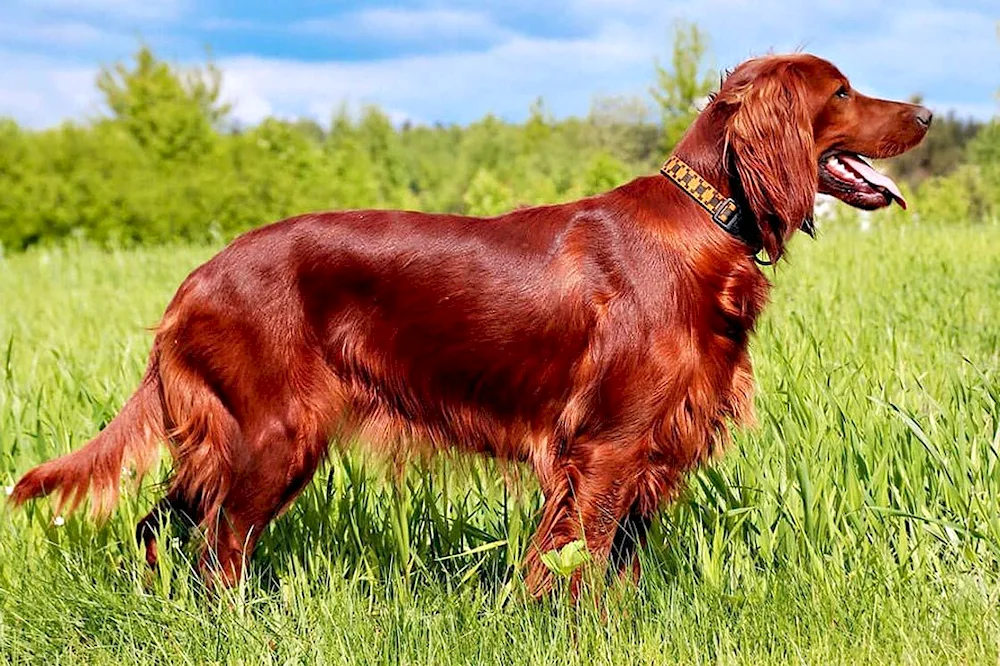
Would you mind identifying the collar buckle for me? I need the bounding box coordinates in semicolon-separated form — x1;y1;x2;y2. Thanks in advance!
711;198;740;233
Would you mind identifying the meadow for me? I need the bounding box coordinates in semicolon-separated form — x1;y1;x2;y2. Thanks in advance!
1;220;999;664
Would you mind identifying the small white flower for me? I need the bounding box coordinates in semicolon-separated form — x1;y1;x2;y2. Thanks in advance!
4;486;12;497
53;516;65;527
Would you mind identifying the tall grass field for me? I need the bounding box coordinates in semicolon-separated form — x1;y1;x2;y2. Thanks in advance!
1;222;999;664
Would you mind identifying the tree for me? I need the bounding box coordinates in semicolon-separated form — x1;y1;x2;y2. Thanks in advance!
464;169;513;216
587;94;659;166
97;46;230;163
291;118;325;143
650;21;715;155
325;108;382;209
582;151;630;196
356;105;413;207
523;97;552;154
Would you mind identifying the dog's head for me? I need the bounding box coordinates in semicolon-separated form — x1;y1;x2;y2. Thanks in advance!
711;54;931;259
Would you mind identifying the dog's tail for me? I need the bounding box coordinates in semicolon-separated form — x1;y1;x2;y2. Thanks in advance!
9;347;166;518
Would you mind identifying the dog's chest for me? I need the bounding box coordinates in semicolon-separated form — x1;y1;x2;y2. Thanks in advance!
643;263;770;469
699;261;770;417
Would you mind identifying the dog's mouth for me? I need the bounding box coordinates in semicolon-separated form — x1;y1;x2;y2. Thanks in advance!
818;151;906;211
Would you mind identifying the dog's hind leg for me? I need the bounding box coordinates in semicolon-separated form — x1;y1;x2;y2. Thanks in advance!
200;413;330;587
609;505;651;584
136;491;201;569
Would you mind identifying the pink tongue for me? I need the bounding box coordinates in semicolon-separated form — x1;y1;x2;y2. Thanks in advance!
840;154;907;209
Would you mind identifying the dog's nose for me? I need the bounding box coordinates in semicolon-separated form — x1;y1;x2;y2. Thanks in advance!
914;106;933;128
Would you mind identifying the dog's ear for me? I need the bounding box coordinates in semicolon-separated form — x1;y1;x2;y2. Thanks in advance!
721;63;816;260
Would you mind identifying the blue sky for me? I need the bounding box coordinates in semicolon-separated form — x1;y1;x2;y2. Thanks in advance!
0;0;997;128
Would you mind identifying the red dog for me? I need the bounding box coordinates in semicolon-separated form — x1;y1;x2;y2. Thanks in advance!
11;54;929;596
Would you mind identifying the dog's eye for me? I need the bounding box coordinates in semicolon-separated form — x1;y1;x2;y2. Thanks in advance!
835;85;850;100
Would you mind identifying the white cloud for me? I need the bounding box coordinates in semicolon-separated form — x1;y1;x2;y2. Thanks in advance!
295;8;512;44
568;0;665;14
0;20;131;49
811;7;998;99
217;25;653;127
0;51;99;126
198;17;270;31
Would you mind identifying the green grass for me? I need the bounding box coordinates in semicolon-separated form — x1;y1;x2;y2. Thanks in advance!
2;222;1000;664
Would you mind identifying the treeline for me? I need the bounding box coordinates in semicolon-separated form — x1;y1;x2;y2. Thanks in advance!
0;28;997;251
0;49;657;250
